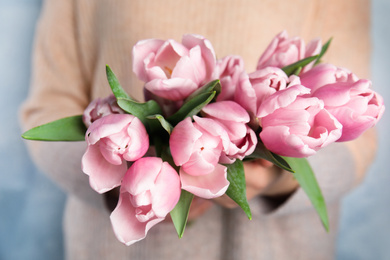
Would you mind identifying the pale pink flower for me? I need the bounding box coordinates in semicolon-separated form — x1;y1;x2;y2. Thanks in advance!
201;101;257;162
257;80;342;158
300;63;359;93
169;116;230;198
256;31;321;72
213;55;245;102
82;114;149;193
170;116;229;175
231;71;257;116
82;94;124;127
301;63;385;141
110;157;181;246
233;67;289;122
249;67;289;106
312;79;385;141
133;34;216;101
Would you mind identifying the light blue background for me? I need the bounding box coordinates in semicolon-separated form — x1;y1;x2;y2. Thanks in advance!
0;1;388;259
336;1;390;259
0;1;66;259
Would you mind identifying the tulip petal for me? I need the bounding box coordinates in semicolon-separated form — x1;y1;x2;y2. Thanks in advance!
123;118;149;161
260;125;316;158
202;101;249;122
180;164;229;199
154;40;188;71
170;117;203;167
172;46;206;85
215;55;245;102
99;138;123;165
257;85;311;118
181;149;219;176
257;31;288;69
151;162;181;217
302;38;322;72
234;72;258;115
193;116;230;151
257;31;307;69
182;34;216;77
81;143;127;193
145;78;198;101
110;193;164;246
261;108;311;135
311;109;342;145
312;83;355;107
133;39;165;81
124;157;162;196
86;114;133;145
329;106;376;142
144;64;169;80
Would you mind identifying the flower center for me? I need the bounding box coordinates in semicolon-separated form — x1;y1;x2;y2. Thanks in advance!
164;66;173;77
135;205;155;222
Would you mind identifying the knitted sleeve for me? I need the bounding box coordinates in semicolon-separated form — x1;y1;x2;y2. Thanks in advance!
19;0;103;208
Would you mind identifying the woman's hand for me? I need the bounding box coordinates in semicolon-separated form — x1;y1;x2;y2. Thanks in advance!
213;159;299;209
171;159;300;221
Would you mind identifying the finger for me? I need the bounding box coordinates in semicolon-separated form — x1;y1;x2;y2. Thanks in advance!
246;184;264;201
212;193;238;209
164;197;214;223
255;159;273;168
188;197;214;221
244;161;280;191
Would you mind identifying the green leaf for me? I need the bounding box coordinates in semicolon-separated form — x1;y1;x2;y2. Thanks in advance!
245;142;293;173
21;115;86;141
282;156;329;231
167;91;216;125
117;98;162;125
170;189;194;238
147;114;173;134
314;37;332;65
166;80;220;125
292;66;302;76
225;160;252;219
106;65;164;125
106;65;131;100
168;91;216;125
282;55;319;76
185;80;221;101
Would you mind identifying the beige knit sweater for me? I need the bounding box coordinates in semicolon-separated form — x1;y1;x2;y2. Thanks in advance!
21;0;375;259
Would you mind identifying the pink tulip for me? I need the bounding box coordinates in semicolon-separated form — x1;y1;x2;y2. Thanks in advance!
82;114;149;193
311;79;385;141
300;63;359;93
257;81;342;158
201;101;257;162
231;71;257;116
133;34;216;101
170;116;230;198
213;55;245;102
256;31;321;72
249;67;289;108
301;63;385;141
233;67;289;123
82;94;124;127
170;116;230;175
110;157;181;246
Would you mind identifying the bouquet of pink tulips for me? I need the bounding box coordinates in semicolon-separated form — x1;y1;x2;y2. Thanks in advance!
23;31;385;246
